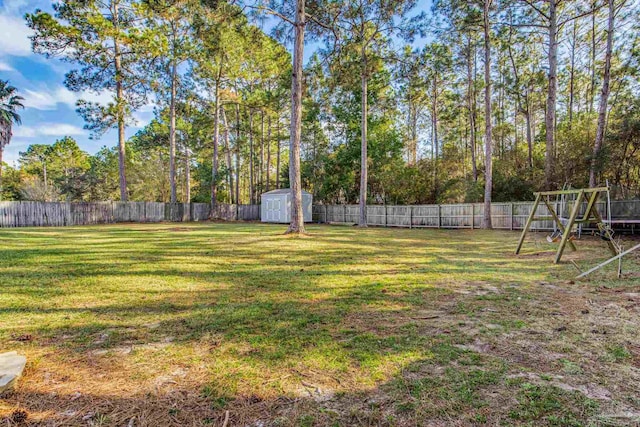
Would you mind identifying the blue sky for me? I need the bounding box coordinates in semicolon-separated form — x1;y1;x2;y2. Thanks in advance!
0;0;156;166
0;0;431;166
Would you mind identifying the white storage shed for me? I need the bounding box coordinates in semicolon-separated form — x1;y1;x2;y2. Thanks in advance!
261;189;313;223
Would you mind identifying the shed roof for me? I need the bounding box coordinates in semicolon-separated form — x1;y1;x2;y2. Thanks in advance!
262;188;311;196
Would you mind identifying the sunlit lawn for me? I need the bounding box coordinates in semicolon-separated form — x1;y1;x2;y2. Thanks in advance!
0;223;638;426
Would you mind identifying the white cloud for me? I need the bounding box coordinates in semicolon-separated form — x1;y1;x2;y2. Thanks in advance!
23;88;59;110
0;60;15;71
23;86;114;110
131;96;158;128
11;123;85;138
39;123;85;136
12;127;37;138
0;14;33;57
54;87;79;108
132;112;152;129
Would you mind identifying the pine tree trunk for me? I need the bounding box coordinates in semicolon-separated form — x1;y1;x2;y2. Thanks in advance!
590;0;615;187
568;21;577;126
222;107;233;202
266;115;271;192
235;103;240;204
483;0;493;229
467;36;478;182
588;0;597;114
113;1;127;201
514;101;519;167
358;48;368;227
411;106;418;165
498;59;504;158
407;100;417;165
249;109;254;204
432;78;439;196
169;61;177;203
260;110;264;193
211;80;220;210
544;0;558;188
286;0;306;234
184;142;191;203
116;103;126;201
276;115;281;189
525;93;533;169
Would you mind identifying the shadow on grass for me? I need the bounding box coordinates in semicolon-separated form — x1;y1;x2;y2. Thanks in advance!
0;223;562;356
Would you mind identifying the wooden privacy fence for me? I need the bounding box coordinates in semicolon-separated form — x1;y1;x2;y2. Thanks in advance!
312;200;640;231
2;200;638;229
0;201;261;227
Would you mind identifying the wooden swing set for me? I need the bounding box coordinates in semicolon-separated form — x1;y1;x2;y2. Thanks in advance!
515;187;618;264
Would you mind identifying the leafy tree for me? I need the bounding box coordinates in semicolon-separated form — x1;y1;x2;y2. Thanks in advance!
28;0;151;201
87;146;121;200
513;0;599;188
308;46;404;205
18;138;91;201
19;144;52;191
141;0;197;202
46;137;91;200
0;165;23;201
589;0;621;187
20;176;62;201
316;0;424;226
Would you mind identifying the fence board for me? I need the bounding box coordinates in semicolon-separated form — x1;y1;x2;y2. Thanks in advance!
193;203;211;221
211;203;235;221
237;204;260;221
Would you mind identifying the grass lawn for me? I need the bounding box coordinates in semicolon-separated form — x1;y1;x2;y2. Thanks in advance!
1;222;639;426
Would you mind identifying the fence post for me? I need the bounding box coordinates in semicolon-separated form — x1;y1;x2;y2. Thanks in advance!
384;205;387;227
343;205;347;223
437;205;441;229
409;206;412;229
471;204;475;229
510;203;514;230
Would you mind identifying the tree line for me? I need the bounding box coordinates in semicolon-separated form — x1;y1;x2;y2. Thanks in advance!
0;0;638;230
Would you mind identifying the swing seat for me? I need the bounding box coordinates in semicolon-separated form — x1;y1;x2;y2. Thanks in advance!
599;229;614;241
597;224;615;242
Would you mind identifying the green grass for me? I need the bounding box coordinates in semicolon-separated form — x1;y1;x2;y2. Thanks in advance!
0;222;638;426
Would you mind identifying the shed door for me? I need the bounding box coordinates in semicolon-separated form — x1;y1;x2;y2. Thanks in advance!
267;197;281;222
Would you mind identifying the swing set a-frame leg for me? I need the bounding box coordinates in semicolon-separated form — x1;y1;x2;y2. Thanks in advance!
515;193;540;255
543;198;577;252
583;193;618;255
554;190;584;264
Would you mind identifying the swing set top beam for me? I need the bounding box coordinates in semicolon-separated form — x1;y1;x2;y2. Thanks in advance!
534;187;609;196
